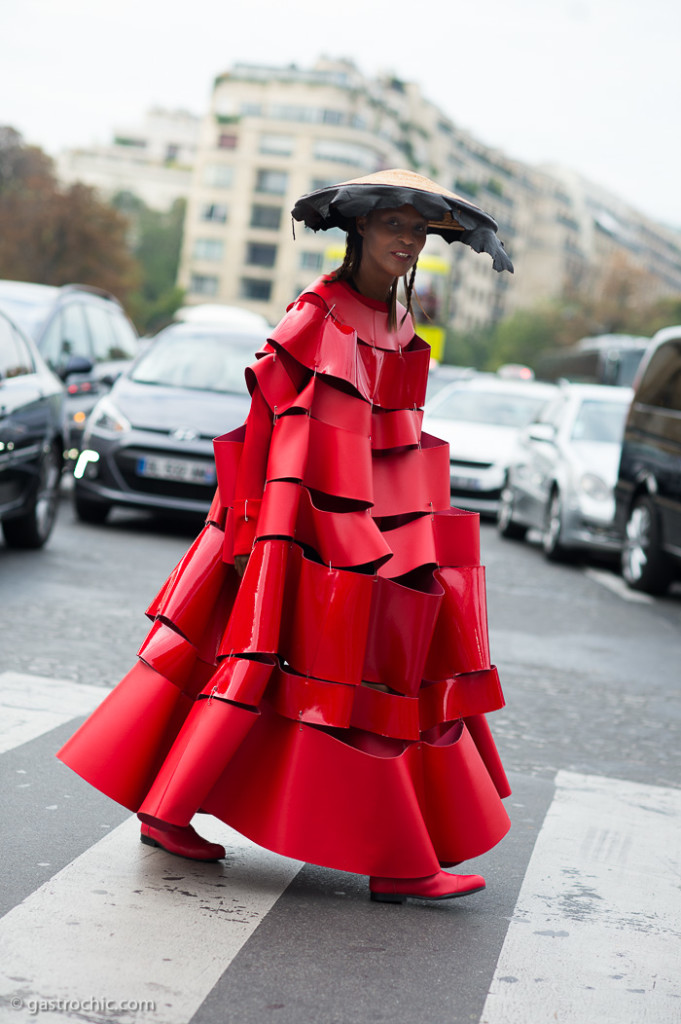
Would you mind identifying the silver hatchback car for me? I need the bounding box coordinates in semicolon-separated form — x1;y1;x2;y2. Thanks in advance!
497;382;633;560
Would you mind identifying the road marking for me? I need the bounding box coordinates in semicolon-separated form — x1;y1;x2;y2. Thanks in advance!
0;671;107;754
584;568;654;604
480;771;681;1024
0;815;303;1024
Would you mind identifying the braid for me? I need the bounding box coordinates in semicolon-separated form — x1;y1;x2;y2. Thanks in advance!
399;260;419;327
388;281;398;332
330;229;362;283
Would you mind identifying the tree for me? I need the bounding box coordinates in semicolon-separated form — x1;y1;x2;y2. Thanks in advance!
111;191;186;334
0;128;139;303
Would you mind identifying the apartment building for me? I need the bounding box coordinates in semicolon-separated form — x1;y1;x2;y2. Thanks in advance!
59;59;680;333
56;108;200;211
177;59;545;330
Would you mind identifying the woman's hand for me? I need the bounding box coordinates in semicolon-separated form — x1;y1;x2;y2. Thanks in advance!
234;554;250;578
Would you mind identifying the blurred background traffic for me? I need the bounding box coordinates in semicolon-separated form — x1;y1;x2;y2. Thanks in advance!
1;20;680;598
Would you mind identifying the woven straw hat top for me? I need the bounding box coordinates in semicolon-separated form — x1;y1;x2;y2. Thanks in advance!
291;168;513;273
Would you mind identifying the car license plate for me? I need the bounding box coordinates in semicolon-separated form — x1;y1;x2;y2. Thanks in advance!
136;456;216;485
451;475;482;490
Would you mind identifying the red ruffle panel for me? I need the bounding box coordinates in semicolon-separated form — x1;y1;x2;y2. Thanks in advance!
57;663;194;812
199;701;510;877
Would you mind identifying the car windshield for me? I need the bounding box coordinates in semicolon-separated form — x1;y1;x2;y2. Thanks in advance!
130;331;257;394
429;388;550;427
570;399;630;443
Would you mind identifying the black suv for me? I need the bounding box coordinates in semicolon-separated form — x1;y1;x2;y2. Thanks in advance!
0;281;138;462
0;308;65;548
615;325;681;594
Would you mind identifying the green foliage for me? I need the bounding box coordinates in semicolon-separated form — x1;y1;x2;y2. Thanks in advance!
442;253;681;373
111;192;186;334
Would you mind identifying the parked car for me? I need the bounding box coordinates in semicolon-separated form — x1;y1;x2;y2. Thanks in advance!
174;303;271;330
423;375;558;515
425;362;476;401
0;281;139;462
0;308;65;548
72;321;267;523
534;333;650;387
497;383;633;560
615;325;681;594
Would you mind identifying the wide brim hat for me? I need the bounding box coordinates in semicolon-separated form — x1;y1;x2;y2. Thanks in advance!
291;168;513;273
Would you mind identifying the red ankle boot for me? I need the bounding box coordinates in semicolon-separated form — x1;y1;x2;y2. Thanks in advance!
370;870;485;903
139;821;226;861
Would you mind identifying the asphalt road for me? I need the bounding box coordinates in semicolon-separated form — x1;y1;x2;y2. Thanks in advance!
1;490;680;1023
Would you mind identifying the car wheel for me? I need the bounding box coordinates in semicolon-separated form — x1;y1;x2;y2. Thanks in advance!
621;494;673;594
74;492;111;525
2;443;62;549
542;489;571;562
497;481;527;540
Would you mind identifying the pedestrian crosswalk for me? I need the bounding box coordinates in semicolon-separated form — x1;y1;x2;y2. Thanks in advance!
1;671;680;1024
480;771;681;1023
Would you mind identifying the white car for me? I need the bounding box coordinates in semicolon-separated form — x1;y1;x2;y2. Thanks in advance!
423;375;559;516
498;382;633;560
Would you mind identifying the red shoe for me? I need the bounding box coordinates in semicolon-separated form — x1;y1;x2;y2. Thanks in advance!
370;870;485;903
140;822;226;862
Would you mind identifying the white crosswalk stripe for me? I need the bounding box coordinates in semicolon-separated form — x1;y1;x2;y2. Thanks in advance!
481;771;681;1022
2;672;681;1023
0;817;303;1024
0;671;106;755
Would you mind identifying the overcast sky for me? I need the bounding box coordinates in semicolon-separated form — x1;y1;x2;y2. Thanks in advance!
3;0;680;228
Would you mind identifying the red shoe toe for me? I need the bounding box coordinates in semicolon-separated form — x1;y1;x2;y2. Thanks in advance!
140;822;225;862
370;870;485;903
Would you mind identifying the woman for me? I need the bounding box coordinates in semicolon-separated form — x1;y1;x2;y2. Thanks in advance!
58;169;514;904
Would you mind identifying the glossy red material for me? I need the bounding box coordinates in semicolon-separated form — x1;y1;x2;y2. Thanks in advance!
369;870;486;903
57;274;511;879
58;663;193;812
140;822;226;861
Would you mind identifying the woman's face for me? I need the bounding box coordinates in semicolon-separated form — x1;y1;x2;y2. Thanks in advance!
356;205;428;286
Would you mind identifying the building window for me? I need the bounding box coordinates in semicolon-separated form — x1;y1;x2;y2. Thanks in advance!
200;203;228;223
240;278;272;302
203;163;234;188
255;169;288;195
190;274;219;296
322;109;344;125
312;139;379;170
246;243;277;268
193;238;224;261
309;177;337;191
250;204;282;230
259;133;294;156
218;133;238;149
299;251;323;271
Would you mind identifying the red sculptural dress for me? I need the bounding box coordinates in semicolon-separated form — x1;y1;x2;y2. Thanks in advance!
58;276;511;878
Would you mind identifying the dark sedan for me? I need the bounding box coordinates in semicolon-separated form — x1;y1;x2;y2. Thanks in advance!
0;309;65;548
0;280;139;464
72;322;265;523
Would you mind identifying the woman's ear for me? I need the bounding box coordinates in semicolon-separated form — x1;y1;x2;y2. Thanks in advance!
356;215;367;237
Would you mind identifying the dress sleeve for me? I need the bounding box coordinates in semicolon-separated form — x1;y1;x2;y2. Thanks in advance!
231;383;274;557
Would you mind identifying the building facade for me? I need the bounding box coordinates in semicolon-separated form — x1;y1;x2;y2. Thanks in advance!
56;108;200;212
58;60;681;335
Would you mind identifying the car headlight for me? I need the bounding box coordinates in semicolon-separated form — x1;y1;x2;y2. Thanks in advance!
85;396;131;437
579;472;611;502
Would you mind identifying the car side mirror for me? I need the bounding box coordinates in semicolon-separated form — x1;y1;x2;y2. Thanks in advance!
527;423;556;443
60;354;94;379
